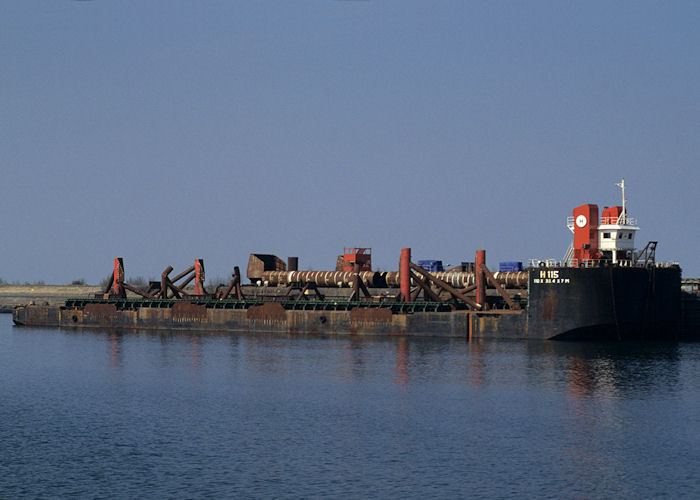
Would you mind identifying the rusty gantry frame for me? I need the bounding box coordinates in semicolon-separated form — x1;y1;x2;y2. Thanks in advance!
101;248;524;312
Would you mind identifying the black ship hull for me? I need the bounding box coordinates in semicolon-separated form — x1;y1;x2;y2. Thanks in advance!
13;266;683;341
526;266;681;340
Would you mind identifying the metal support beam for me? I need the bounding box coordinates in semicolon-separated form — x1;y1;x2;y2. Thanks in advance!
480;263;520;310
108;258;126;299
102;271;114;297
171;265;195;284
220;274;239;300
233;266;244;300
195;259;205;296
476;250;486;310
160;266;173;299
400;248;411;302
409;262;481;310
122;283;152;299
350;263;372;301
409;271;443;303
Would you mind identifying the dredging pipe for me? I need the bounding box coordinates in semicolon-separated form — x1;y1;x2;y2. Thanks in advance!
254;269;527;288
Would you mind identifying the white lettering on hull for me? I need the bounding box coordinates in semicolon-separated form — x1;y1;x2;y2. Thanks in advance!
532;270;571;285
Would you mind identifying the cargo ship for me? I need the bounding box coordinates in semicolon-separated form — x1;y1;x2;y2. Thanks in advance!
13;181;698;340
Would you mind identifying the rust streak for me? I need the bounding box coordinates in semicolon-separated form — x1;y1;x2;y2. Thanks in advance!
247;302;287;322
349;308;392;323
84;303;119;318
172;302;208;320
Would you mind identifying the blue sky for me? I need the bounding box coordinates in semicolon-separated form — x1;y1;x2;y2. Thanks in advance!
1;1;698;284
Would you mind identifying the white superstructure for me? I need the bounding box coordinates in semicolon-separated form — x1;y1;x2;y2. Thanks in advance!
597;179;640;264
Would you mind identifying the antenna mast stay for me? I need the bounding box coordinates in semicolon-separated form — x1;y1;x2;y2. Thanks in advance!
615;179;627;224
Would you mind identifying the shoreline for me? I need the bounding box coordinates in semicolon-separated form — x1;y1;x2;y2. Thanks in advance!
0;285;104;313
0;284;201;313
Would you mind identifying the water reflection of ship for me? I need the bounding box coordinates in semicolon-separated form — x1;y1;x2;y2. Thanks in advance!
189;335;202;373
100;330;682;398
395;338;408;387
108;331;123;369
392;338;488;387
545;342;682;398
555;342;682;494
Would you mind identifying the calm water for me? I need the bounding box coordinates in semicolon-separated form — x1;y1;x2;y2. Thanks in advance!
1;316;698;499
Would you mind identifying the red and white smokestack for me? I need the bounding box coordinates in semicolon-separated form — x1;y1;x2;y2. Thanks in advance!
572;204;599;265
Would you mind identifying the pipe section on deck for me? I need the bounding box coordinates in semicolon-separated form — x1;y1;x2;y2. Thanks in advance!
257;270;379;287
255;269;527;288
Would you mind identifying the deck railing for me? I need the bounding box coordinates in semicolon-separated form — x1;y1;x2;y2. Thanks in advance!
566;216;638;227
529;258;678;269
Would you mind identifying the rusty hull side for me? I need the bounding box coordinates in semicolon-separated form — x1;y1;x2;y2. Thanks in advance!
13;305;58;327
15;302;479;337
470;310;526;339
13;300;529;338
240;306;472;337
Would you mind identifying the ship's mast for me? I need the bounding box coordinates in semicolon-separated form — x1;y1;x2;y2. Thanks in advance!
615;178;627;224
